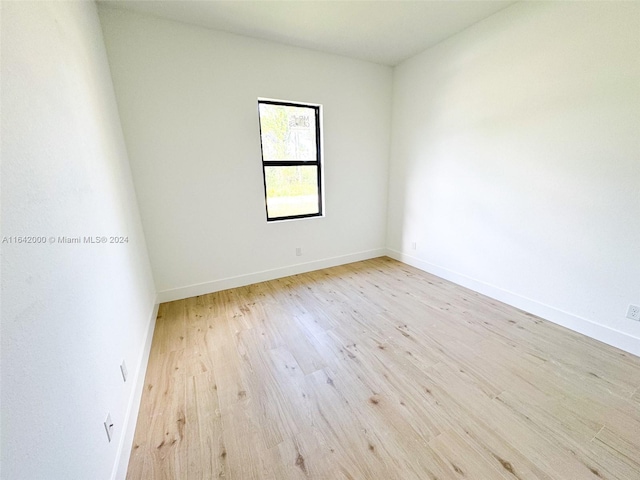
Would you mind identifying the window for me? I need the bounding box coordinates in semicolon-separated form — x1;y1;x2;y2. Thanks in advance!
258;99;323;221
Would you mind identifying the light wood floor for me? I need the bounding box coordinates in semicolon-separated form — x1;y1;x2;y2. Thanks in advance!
127;257;640;480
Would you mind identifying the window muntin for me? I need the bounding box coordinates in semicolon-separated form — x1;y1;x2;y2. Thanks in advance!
258;100;322;221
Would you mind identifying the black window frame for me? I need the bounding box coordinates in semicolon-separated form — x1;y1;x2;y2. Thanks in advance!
257;99;323;222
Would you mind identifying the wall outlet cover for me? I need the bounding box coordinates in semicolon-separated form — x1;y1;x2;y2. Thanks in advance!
104;413;114;442
626;304;640;321
120;360;128;382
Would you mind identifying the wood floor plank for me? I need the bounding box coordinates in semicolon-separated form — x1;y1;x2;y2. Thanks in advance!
127;257;640;479
429;429;512;480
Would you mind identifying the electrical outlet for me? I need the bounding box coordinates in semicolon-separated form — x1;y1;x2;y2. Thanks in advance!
627;304;640;321
104;413;114;442
296;247;302;256
120;360;128;382
411;242;417;250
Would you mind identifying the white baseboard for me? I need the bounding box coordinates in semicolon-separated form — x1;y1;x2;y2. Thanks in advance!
156;248;387;303
386;249;640;357
111;301;159;480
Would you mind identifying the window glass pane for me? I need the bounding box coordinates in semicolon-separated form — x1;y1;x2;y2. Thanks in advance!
265;165;319;218
259;104;316;161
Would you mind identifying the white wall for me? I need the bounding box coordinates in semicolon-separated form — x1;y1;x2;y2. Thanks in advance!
1;2;157;479
97;7;392;302
387;1;640;355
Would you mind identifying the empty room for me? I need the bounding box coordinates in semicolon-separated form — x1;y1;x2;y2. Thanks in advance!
2;1;639;479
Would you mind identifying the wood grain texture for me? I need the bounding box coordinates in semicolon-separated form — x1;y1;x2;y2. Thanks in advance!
127;257;640;479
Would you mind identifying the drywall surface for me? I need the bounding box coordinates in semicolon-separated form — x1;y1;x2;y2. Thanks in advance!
1;2;156;479
97;7;392;300
388;2;640;353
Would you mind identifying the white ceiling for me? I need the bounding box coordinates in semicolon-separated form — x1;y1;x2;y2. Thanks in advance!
98;1;517;66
